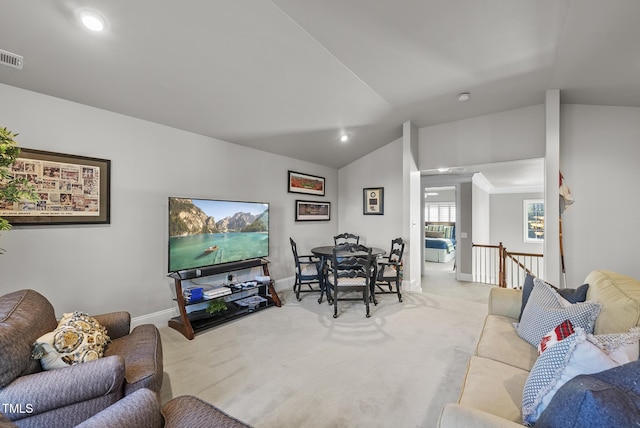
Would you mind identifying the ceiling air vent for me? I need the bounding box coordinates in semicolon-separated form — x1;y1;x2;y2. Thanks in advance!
0;49;24;70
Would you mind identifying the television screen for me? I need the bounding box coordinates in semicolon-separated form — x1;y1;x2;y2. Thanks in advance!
168;197;269;273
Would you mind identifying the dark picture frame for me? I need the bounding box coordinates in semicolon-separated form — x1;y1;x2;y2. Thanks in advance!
288;170;325;196
295;200;331;221
363;187;384;215
0;148;111;225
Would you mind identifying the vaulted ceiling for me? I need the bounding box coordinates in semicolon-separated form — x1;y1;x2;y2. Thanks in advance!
1;1;639;171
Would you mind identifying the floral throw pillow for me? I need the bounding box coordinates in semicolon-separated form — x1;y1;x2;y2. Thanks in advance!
32;311;110;370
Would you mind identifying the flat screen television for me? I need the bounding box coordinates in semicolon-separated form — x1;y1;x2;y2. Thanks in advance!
168;197;269;273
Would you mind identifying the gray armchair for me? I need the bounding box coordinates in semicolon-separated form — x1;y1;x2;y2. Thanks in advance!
75;388;252;428
0;289;162;428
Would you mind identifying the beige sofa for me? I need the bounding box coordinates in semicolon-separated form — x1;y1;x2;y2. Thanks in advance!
438;269;640;427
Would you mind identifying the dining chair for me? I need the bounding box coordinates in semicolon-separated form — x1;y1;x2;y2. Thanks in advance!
289;238;322;301
333;232;360;246
375;237;405;302
326;243;375;318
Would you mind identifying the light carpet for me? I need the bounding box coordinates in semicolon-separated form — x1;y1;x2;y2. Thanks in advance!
160;282;490;428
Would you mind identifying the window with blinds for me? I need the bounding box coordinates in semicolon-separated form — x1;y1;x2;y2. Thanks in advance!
425;203;456;222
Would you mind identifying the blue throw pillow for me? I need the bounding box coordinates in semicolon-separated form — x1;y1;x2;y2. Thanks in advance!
518;274;589;321
535;360;640;427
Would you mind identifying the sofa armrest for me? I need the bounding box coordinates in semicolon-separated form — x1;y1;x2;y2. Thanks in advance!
438;403;523;428
488;287;522;319
76;388;162;428
93;311;131;340
0;356;124;420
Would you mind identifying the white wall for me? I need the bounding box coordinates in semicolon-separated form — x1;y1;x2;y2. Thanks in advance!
560;104;640;285
0;84;338;321
338;137;403;250
490;192;544;254
418;105;545;170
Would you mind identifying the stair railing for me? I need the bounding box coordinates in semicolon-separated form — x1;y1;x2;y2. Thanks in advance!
472;242;543;288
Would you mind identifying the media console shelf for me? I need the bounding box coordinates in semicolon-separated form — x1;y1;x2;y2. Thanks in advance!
168;258;281;340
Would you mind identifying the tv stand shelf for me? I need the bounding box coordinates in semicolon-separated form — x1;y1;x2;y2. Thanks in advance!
168;258;280;340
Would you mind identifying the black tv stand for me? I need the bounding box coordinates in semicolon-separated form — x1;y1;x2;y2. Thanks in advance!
168;258;281;340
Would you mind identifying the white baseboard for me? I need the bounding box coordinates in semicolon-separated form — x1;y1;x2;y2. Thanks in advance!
132;307;177;329
458;272;473;282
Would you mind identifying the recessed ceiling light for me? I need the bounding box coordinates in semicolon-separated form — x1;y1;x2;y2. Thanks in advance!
339;133;350;143
457;92;471;102
437;168;450;173
80;10;107;32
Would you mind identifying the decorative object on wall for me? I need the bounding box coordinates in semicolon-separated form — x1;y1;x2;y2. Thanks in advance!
363;187;384;215
0;148;111;225
288;170;325;196
295;200;331;221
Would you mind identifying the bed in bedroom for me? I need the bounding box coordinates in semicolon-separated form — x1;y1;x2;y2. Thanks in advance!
425;222;456;263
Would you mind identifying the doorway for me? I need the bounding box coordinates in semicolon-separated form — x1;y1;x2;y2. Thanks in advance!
423;186;457;283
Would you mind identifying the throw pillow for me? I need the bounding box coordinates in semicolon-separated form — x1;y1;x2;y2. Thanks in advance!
535;359;640;427
522;327;640;426
517;279;601;347
31;311;110;370
538;319;575;355
518;274;589;321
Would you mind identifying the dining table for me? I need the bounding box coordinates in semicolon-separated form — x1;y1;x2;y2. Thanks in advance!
310;245;386;304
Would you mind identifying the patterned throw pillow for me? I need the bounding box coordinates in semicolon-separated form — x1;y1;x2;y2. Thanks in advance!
32;311;110;370
518;274;589;321
538;319;575;355
517;279;601;347
522;327;640;426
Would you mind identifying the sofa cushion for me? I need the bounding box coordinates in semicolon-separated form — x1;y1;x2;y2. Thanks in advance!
0;290;58;388
521;327;640;426
518;274;589;321
517;279;600;347
585;270;640;334
458;356;530;424
475;315;539;371
32;311;110;370
535;359;640;428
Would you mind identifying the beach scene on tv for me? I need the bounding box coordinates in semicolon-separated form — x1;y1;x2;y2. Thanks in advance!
168;198;269;272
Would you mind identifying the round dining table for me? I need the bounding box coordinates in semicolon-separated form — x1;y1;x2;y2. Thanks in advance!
311;246;386;304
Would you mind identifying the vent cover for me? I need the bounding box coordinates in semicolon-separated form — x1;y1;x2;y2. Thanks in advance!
0;49;24;70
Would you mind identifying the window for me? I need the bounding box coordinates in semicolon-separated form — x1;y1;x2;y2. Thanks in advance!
524;199;544;242
425;203;456;222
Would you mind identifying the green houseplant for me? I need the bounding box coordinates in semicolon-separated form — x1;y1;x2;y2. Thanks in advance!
0;127;37;250
205;298;228;315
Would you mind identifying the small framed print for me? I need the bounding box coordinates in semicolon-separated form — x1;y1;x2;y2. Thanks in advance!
288;171;325;196
295;200;331;221
363;187;384;215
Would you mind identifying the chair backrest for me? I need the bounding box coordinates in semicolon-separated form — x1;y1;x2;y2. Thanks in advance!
289;237;301;270
388;237;405;264
334;232;360;245
331;243;372;284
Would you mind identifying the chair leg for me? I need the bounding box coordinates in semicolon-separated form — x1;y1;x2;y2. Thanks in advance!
333;287;338;318
396;274;402;302
364;288;371;318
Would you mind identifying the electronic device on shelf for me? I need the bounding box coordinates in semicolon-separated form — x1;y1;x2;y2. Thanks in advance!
167;197;269;274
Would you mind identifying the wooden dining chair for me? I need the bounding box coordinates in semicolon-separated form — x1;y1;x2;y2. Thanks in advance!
375;237;405;302
333;232;360;246
326;243;375;318
289;238;322;301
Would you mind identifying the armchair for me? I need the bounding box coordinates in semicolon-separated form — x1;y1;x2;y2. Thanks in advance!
289;238;321;302
0;289;162;428
375;237;404;302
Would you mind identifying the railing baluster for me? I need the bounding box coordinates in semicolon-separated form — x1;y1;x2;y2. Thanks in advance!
471;243;543;288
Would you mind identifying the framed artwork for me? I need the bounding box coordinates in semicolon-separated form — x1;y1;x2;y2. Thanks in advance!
0;148;111;225
363;187;384;215
288;170;325;196
295;200;331;221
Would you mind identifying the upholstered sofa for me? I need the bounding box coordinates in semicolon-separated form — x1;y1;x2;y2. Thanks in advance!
438;269;640;427
0;289;163;428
